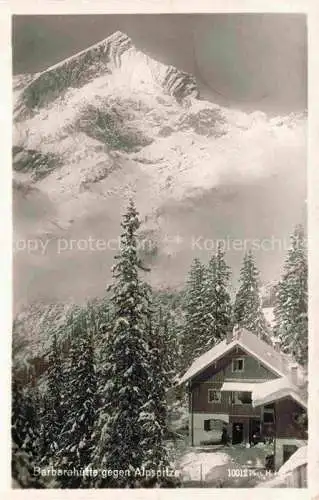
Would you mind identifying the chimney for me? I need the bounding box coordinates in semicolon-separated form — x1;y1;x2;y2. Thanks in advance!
272;338;281;352
226;325;240;344
290;364;299;386
233;324;241;341
226;330;233;344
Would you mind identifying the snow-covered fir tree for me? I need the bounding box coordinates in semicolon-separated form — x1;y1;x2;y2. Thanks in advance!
37;392;53;463
12;443;45;489
274;225;308;365
233;250;269;341
93;199;169;487
181;258;206;369
44;334;66;459
138;307;181;487
152;292;182;379
137;311;170;486
202;244;232;349
163;314;182;383
11;377;43;487
55;311;98;487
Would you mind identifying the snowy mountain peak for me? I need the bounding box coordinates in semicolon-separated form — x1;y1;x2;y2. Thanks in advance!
13;30;306;305
14;30;198;120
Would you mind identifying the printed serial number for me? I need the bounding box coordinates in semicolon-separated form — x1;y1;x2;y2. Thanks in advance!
227;468;250;477
227;468;275;478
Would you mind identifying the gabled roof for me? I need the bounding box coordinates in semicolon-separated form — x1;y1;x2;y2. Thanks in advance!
179;328;303;385
252;376;307;409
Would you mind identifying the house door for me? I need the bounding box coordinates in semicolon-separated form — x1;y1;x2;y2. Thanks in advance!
249;418;261;445
232;423;244;444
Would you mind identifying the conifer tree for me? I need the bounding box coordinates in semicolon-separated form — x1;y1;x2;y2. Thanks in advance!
93;199;161;487
181;258;206;369
274;225;308;365
140;309;181;487
137;311;170;486
202;244;232;348
37;392;53;463
152;294;181;379
233;250;269;340
56;311;98;487
164;314;181;382
44;334;66;460
11;377;44;487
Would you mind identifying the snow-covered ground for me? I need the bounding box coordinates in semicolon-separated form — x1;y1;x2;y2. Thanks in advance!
255;445;307;488
174;442;274;486
176;450;230;482
168;397;188;426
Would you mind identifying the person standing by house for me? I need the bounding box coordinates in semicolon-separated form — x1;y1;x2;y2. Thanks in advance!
221;425;229;446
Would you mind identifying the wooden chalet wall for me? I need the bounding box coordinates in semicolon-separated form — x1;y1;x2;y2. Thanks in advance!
275;398;307;440
190;346;278;415
191;381;262;417
192;347;278;384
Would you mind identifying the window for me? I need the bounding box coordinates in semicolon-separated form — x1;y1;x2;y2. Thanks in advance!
263;408;275;423
208;389;221;403
203;418;225;432
204;419;211;431
233;391;252;405
232;358;244;372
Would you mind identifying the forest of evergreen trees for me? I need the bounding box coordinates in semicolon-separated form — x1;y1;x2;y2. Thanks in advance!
12;201;308;488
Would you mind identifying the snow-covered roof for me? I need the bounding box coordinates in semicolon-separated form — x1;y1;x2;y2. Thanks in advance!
221;381;257;392
252;377;307;409
179;328;300;385
179;337;232;384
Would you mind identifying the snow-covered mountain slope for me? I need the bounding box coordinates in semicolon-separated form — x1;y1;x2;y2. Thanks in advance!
12;296;112;369
14;31;198;120
13;31;307;308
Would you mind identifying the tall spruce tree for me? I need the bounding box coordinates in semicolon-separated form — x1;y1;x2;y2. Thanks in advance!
233;250;269;340
11;377;44;487
37;392;53;464
93;199;165;487
152;293;181;380
44;333;66;460
181;258;206;369
137;311;170;486
202;244;232;348
56;311;98;487
274;225;308;365
163;314;181;383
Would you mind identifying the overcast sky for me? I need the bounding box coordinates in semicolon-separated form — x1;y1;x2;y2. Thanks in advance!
12;14;307;113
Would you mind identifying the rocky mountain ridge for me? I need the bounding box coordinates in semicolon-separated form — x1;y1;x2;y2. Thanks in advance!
14;31;198;121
